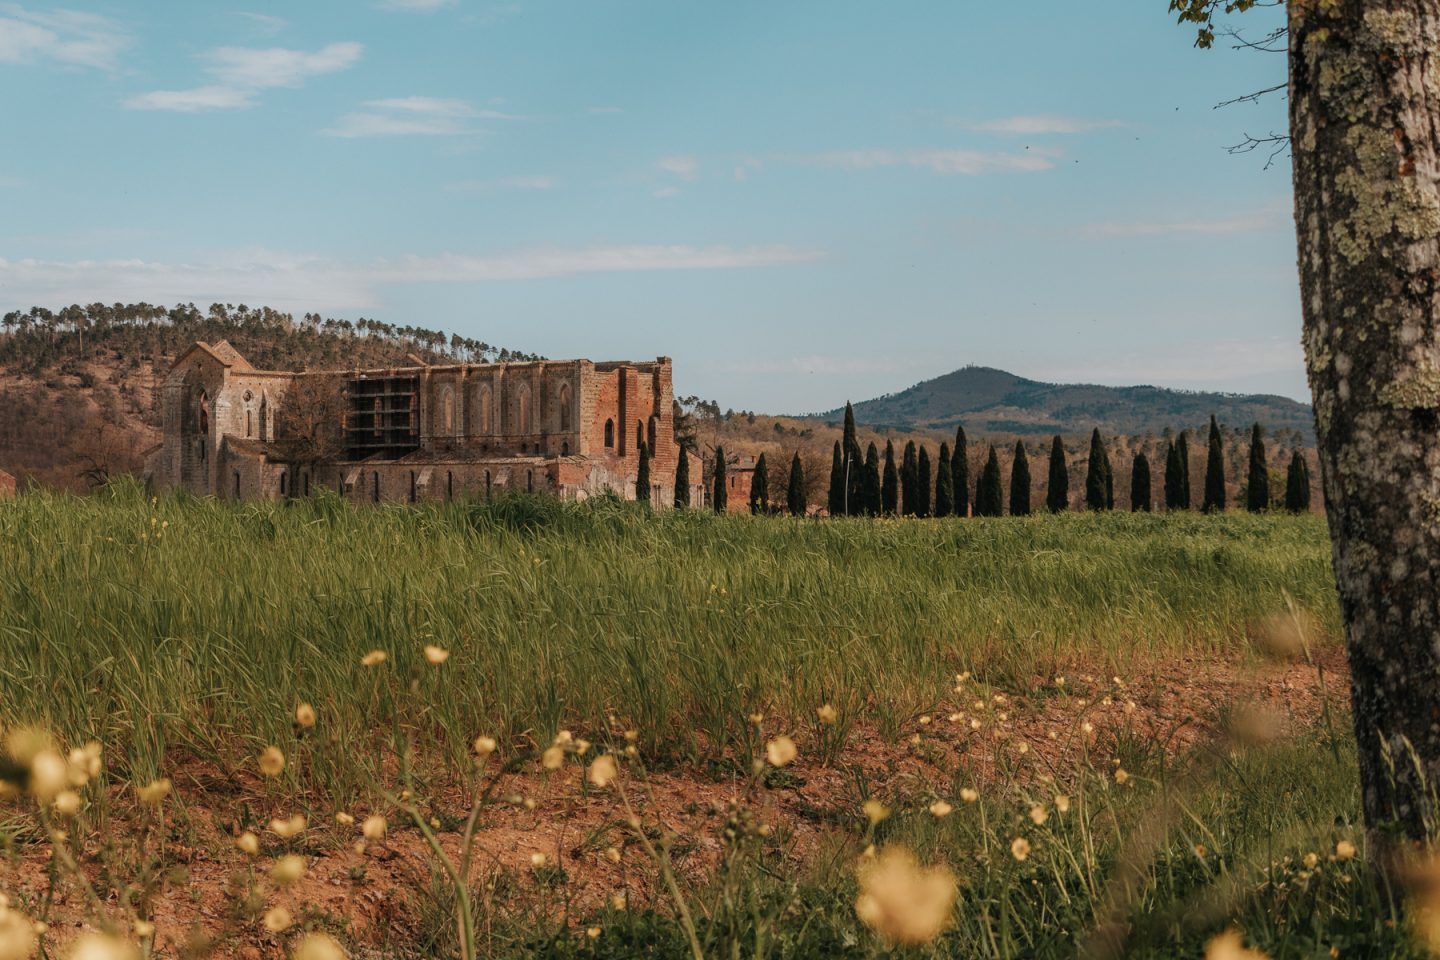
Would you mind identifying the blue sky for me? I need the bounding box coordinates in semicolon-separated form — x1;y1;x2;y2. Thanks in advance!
0;1;1299;412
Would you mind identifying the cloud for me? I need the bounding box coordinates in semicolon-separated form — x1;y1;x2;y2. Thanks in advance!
653;186;681;199
378;0;456;10
1082;211;1284;238
444;175;558;192
0;6;129;69
0;244;823;311
125;41;363;112
236;12;286;36
973;115;1124;135
1032;337;1304;389
656;155;699;180
322;96;518;137
792;148;1055;175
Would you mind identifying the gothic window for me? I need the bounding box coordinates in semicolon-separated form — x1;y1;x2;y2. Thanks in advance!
558;383;572;431
259;394;269;442
561;440;569;456
439;386;455;437
515;383;532;435
246;409;253;438
409;471;417;503
604;419;615;447
198;391;209;436
474;384;492;436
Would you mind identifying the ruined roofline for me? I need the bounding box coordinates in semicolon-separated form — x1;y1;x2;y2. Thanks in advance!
170;341;669;378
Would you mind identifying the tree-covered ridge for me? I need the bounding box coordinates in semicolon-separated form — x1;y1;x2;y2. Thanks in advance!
0;301;540;375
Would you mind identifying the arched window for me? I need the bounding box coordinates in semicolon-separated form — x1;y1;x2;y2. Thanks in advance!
561;440;569;456
515;383;532;435
474;384;492;436
558;383;572;431
649;416;658;452
280;472;287;496
604;419;615;448
246;409;253;439
198;390;209;436
409;471;417;503
447;471;453;501
259;394;269;442
233;471;240;498
438;386;455;437
372;472;380;503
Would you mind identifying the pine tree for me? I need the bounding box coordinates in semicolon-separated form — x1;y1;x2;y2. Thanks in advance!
863;443;881;516
674;446;690;508
1284;450;1311;513
1046;435;1068;513
916;447;932;518
1246;423;1269;512
934;442;954;517
901;441;918;517
712;445;728;513
636;441;651;507
1085;428;1111;511
1131;451;1152;512
1202;415;1226;514
1176;430;1192;509
1010;440;1031;516
952;425;970;518
842;401;864;515
1163;440;1183;510
976;445;1003;516
787;452;806;516
749;452;768;515
827;441;844;516
881;440;898;516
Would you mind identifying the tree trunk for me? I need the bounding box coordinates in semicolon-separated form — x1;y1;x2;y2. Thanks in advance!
1291;0;1440;842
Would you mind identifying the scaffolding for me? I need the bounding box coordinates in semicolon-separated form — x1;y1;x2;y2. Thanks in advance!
345;375;420;460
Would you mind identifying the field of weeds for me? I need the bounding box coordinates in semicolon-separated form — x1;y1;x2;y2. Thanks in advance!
1;485;1409;959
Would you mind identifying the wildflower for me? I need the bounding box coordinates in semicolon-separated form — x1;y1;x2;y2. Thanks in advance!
1195;844;1208;859
969;718;982;730
335;812;355;826
271;854;306;885
853;846;957;946
1081;722;1094;735
63;933;140;960
263;907;293;932
587;754;618;789
360;650;387;667
0;904;37;960
1055;676;1066;687
1303;852;1319;869
1055;795;1071;814
52;790;81;817
28;750;67;802
68;742;102;784
863;799;890;826
948;713;962;722
928;800;954;818
604;846;621;864
541;745;565;770
258;747;286;777
960;788;979;803
816;704;838;725
610;894;627;910
291;933;347;960
270;814;306;838
236;832;260;855
908;734;922;746
586;927;601;939
133;920;154;939
473;736;498;757
765;735;797;767
358;815;387;841
530;852;548;868
1029;805;1049;826
1336;840;1357;861
423;645;449;664
919;715;931;726
295;704;317;729
136;779;172;805
1114;769;1130;785
1204;929;1270;960
574;738;591;755
1010;837;1031;862
1016;742;1029;755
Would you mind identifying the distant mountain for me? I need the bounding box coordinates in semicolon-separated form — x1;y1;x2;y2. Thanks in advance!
815;366;1315;440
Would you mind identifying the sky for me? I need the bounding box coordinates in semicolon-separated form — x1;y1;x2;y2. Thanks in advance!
0;1;1300;413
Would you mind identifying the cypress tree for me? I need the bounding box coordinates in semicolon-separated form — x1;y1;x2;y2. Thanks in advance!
1046;435;1068;513
1176;430;1192;509
787;451;806;516
976;445;1003;516
1085;428;1111;511
1131;451;1152;512
863;443;881;516
1246;423;1269;512
952;425;970;518
881;440;899;516
934;442;953;517
1010;440;1031;516
842;401;864;515
1202;415;1226;513
1284;450;1311;513
712;445;728;513
1163;440;1183;510
916;447;932;517
901;441;918;517
827;441;844;516
674;446;690;508
636;441;651;507
749;452;768;514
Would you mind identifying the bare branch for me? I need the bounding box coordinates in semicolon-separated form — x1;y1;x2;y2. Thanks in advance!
1214;83;1287;110
1226;132;1292;170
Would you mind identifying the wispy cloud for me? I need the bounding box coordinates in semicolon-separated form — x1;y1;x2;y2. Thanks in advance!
0;6;129;70
653;186;681;199
322;96;519;137
656;155;699;181
973;115;1124;135
378;0;456;10
235;12;286;36
124;41;363;112
1082;210;1284;238
0;245;823;311
791;148;1055;175
1033;337;1304;388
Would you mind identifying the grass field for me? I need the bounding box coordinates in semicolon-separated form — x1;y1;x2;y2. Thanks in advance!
0;485;1408;960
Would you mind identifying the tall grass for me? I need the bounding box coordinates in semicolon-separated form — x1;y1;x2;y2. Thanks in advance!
0;482;1338;796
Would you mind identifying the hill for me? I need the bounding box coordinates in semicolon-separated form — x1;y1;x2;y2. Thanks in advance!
815;365;1315;441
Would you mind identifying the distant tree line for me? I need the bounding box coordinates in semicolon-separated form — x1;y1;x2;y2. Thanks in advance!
699;402;1314;518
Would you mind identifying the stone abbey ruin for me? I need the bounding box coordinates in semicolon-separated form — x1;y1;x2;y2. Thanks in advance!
148;340;709;506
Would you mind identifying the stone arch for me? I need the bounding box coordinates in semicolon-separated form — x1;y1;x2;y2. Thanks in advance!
604;419;615;447
438;385;455;437
558;382;572;432
472;383;493;436
259;393;269;442
514;382;532;435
